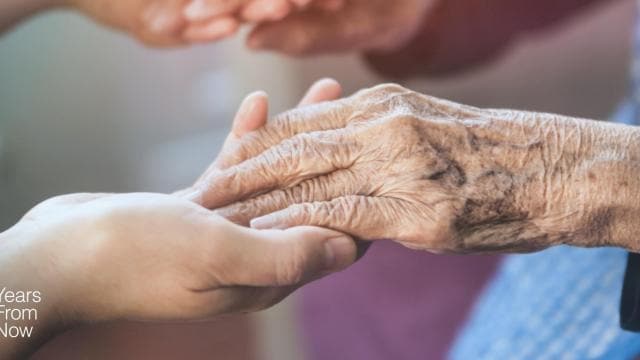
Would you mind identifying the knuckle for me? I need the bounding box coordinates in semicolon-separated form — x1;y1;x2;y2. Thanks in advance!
321;197;357;226
358;83;407;99
289;179;318;202
375;83;408;94
289;203;313;224
387;114;422;129
279;133;318;162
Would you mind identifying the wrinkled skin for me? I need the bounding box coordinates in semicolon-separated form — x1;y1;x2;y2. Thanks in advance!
247;0;435;55
64;0;342;46
191;84;640;254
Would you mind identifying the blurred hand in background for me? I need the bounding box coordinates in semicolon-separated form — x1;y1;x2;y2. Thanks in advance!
247;0;435;55
67;0;345;46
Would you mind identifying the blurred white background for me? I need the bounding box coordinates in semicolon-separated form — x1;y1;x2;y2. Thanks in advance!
0;0;634;358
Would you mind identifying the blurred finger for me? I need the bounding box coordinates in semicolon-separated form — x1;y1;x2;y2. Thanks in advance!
241;0;292;22
183;17;240;43
290;0;311;8
313;0;344;11
184;0;246;22
247;6;352;55
138;0;187;46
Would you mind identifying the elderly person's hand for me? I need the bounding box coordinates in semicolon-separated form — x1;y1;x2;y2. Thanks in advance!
246;0;434;55
190;84;640;254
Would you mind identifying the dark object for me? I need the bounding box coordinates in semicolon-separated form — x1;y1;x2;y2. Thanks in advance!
620;252;640;331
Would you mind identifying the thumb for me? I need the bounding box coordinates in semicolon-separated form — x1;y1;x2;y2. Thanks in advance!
231;90;269;138
221;226;357;287
214;90;268;168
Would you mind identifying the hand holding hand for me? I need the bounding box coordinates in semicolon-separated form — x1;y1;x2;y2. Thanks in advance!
0;78;351;359
0;192;355;357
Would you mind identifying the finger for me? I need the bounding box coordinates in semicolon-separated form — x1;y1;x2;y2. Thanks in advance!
182;79;343;203
217;169;361;225
220;78;340;168
297;78;342;107
218;226;356;287
247;6;353;55
181;91;268;197
138;0;188;46
183;16;240;43
216;79;346;170
250;195;400;241
231;91;269;138
184;0;246;22
289;0;312;8
211;91;269;170
241;0;292;22
198;129;355;208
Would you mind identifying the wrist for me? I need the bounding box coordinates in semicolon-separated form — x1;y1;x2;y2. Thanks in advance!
0;226;72;358
573;123;640;251
533;118;640;251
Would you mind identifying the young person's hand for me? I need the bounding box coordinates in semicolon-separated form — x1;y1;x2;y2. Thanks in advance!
0;192;355;358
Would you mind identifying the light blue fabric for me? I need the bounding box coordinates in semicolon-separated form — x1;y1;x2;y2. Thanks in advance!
450;247;640;359
450;3;640;359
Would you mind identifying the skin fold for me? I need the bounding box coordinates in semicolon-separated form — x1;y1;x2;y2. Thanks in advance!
0;79;353;359
189;84;640;254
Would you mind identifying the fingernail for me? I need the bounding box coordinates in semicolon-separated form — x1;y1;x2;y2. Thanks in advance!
234;91;267;133
250;214;282;229
185;17;239;42
324;236;355;271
